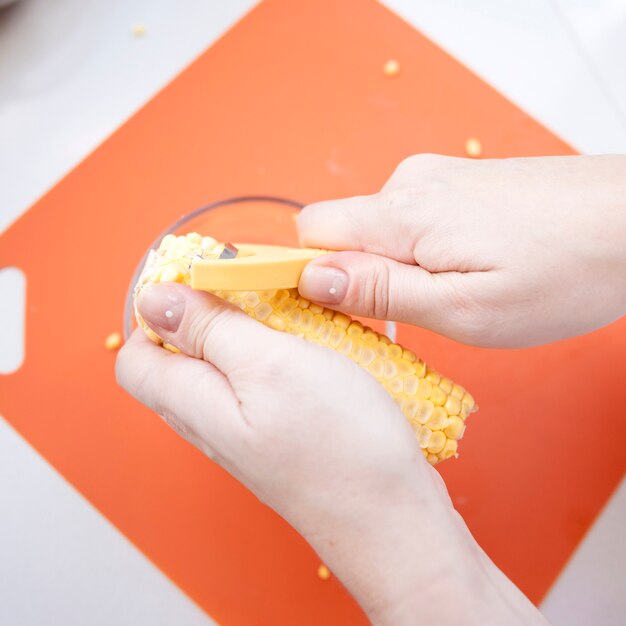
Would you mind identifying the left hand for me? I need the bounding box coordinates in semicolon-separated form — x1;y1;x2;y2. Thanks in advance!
116;282;547;626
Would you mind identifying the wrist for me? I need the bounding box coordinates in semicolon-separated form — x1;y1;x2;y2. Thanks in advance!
293;455;547;626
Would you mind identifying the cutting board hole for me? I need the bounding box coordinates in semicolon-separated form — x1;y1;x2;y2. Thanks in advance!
0;267;26;374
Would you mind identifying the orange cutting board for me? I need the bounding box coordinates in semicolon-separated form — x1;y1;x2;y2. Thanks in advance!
1;0;624;623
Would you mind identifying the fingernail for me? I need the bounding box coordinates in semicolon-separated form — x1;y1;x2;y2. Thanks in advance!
138;284;186;332
299;266;348;304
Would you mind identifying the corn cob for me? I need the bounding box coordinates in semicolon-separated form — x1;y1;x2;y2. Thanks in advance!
134;233;477;464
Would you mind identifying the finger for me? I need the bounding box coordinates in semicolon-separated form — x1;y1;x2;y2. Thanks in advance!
298;251;486;337
297;193;418;263
115;329;243;458
136;282;285;378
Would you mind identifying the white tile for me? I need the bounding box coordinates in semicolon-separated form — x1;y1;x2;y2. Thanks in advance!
541;476;626;626
0;0;259;234
552;0;626;123
382;0;626;153
0;417;216;626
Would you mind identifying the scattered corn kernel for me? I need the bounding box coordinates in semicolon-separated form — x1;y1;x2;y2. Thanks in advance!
134;234;478;464
104;332;122;351
465;137;482;158
317;564;331;580
383;59;400;76
132;23;146;37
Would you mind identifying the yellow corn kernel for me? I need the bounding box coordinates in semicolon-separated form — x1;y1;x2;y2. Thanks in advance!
333;313;351;330
416;378;432;400
427;431;447;454
415;399;434;424
444;416;465;439
440;439;458;460
317;564;331;580
425;369;440;385
425;406;448;431
429;385;446;407
383;58;400;76
134;233;479;464
388;344;402;360
347;321;364;338
104;332;122;351
444;396;461;416
465;137;482;158
451;384;465;400
439;377;453;394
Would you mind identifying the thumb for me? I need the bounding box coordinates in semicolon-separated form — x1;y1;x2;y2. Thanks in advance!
298;251;455;330
136;282;280;375
297;193;418;263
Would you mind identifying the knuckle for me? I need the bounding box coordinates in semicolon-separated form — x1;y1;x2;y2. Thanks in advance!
362;261;392;319
396;153;445;174
186;306;237;361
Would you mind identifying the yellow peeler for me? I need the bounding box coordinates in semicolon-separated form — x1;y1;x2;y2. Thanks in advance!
190;243;329;291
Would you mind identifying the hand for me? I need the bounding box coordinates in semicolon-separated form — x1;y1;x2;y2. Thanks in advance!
117;282;548;625
297;154;626;348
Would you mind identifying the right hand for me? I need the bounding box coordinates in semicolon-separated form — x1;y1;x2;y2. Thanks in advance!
297;154;626;348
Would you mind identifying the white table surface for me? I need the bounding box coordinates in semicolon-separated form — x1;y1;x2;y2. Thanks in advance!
1;1;625;624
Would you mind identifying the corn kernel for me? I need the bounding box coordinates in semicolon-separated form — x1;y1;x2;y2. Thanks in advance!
338;336;353;355
415;399;434;423
383;360;397;380
462;392;475;411
318;320;334;343
376;342;389;360
444;396;461;416
350;342;364;362
439;439;458;460
160;266;181;282
254;302;272;321
416;378;432;400
427;431;446;454
414;360;426;377
425;369;440;385
369;359;384;379
104;332;122;351
451;384;465;400
383;58;400;76
244;292;260;308
402;399;419;420
426;406;447;430
329;327;346;348
402;350;416;362
444;416;465;439
416;425;431;448
317;564;331;580
267;314;285;331
440;378;453;394
388;377;403;394
388;344;402;360
465;137;482;158
310;314;326;337
397;360;414;377
360;346;376;367
347;322;364;337
430;385;446;407
333;313;350;329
